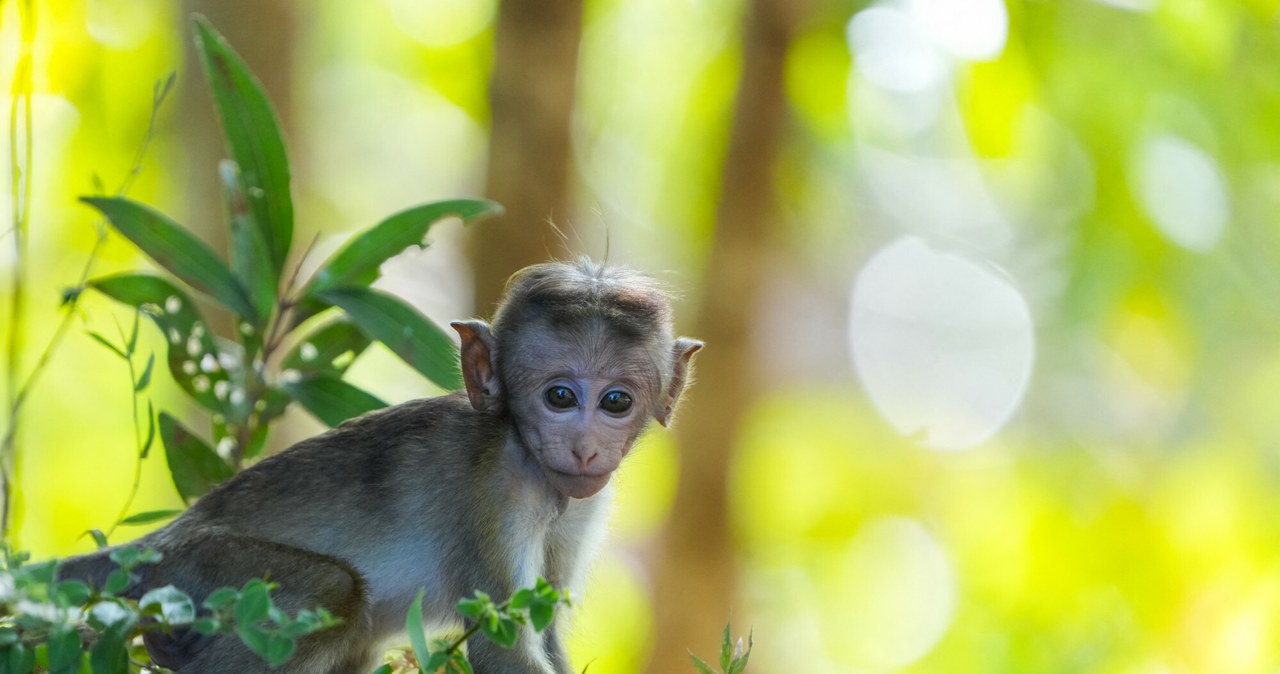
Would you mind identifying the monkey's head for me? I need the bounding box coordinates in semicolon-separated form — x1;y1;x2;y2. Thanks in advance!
451;260;702;499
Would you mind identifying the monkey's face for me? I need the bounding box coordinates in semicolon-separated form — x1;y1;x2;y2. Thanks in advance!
504;326;663;499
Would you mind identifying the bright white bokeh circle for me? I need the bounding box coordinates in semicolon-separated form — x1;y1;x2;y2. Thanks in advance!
1132;135;1229;253
831;517;957;669
850;237;1035;450
847;6;949;94
909;0;1009;61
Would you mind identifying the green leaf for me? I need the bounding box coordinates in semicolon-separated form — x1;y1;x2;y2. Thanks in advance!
193;17;293;274
141;400;156;458
423;651;449;672
44;628;81;674
89;621;130;674
119;509;181;528
86;529;109;550
508;589;534;611
450;651;474;674
282;374;386;428
282;319;372;377
370;666;393;674
264;635;296;667
236;624;269;662
1;643;34;674
317;287;461;390
235;580;271;625
102;570;129;596
80;196;257;320
134;353;155;392
53;580;92;607
480;616;520;649
140;585;197;624
727;630;752;674
91;274;230;414
86;331;125;360
455;595;488;620
528;603;554;633
193;618;221;635
405;588;432;673
158;413;234;502
310;199;503;292
689;654;718;674
126;311;141;356
203;587;239;611
221;160;277;322
720;622;732;673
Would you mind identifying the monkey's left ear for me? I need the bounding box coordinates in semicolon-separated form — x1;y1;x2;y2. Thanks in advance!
656;338;704;427
451;320;504;414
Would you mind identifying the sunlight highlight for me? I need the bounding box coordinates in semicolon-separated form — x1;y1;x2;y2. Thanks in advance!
1132;135;1229;253
829;517;956;669
909;0;1008;61
849;237;1034;450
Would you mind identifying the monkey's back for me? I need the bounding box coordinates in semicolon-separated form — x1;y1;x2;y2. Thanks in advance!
169;392;506;543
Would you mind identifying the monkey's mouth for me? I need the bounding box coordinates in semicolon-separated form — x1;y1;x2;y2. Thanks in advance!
544;468;611;499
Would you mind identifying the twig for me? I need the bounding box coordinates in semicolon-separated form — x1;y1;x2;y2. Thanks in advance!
2;0;37;540
0;66;174;538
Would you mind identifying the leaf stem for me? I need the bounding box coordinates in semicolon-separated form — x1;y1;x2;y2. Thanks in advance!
2;0;36;541
0;69;172;538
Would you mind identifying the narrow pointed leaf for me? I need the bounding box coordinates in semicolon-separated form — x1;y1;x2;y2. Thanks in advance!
118;509;182;526
317;287;461;390
80;196;257;320
720;623;732;673
92;274;231;414
126;311;141;355
282;374;386;427
221;159;277;322
135;352;155;391
309;199;503;292
142;399;156;457
689;654;717;674
194;16;293;273
158;412;234;502
86;331;126;360
406;588;433;673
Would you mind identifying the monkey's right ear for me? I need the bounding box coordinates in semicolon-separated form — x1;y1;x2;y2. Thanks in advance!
451;320;503;414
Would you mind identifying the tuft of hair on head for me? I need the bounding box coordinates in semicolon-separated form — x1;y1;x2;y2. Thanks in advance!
492;258;675;342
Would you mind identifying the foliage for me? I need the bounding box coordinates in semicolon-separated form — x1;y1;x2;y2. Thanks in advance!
386;578;572;674
689;623;752;674
0;544;336;674
79;17;500;503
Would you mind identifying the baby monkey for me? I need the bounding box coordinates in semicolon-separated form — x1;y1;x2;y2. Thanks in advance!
59;260;702;674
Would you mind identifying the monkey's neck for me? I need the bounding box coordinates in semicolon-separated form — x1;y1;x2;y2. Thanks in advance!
497;431;570;515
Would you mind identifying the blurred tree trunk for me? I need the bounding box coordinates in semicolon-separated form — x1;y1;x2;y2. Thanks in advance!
177;0;297;264
645;0;800;671
474;0;583;315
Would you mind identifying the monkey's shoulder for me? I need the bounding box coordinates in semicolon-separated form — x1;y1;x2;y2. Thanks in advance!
329;391;509;446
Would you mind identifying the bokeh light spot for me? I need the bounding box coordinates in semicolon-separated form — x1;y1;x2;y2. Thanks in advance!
909;0;1008;61
387;0;495;47
828;516;956;669
847;6;948;94
850;237;1034;450
1132;135;1228;253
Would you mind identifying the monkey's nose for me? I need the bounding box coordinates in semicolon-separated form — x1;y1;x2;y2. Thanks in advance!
573;445;600;470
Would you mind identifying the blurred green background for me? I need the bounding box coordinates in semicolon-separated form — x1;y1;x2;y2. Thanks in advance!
6;0;1280;672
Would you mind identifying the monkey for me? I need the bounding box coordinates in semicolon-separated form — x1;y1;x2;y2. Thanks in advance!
56;259;702;674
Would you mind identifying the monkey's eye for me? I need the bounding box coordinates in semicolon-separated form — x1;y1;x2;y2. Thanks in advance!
600;390;633;414
545;386;578;410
